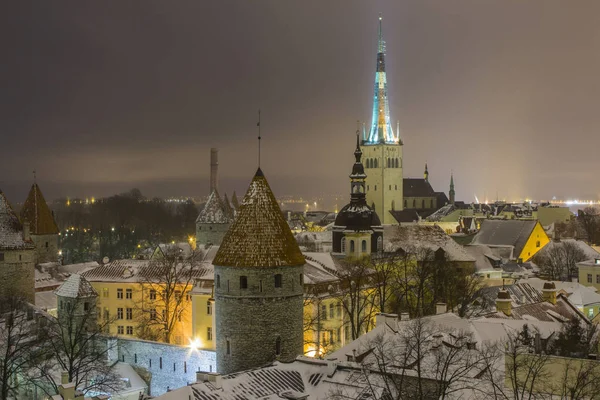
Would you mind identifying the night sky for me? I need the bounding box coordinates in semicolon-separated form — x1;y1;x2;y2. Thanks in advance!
3;1;600;204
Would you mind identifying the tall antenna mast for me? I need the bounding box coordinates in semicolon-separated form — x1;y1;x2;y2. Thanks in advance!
257;109;261;168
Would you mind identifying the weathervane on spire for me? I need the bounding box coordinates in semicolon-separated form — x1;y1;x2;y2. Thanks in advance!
257;109;261;168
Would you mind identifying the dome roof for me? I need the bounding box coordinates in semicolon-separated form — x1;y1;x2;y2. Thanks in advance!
334;203;381;231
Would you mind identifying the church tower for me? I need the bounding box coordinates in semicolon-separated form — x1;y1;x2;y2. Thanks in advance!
213;168;305;374
333;133;383;257
362;15;403;224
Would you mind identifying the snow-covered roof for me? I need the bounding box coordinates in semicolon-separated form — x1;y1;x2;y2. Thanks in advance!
82;259;212;283
196;190;233;224
35;261;100;290
384;224;475;262
214;168;305;268
55;274;98;298
0;190;35;250
472;220;541;259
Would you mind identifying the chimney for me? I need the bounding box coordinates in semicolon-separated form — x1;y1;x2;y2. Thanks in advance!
207;372;222;389
496;289;512;316
210;148;219;194
375;312;398;327
196;370;207;383
436;303;447;315
400;312;410;321
542;282;557;305
22;220;30;241
61;371;69;385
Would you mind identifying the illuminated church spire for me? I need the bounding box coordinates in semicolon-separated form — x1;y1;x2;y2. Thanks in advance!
366;14;397;144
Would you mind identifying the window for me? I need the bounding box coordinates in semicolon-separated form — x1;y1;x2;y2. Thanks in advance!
596;275;600;284
240;276;248;289
321;305;327;320
84;302;89;311
588;274;593;283
361;240;367;253
175;290;182;301
274;274;283;288
374;159;378;168
117;289;123;299
19;254;22;261
350;240;355;253
117;326;124;334
377;236;383;252
227;280;230;292
275;336;281;356
589;308;594;318
404;200;407;208
207;327;212;341
321;331;328;345
422;199;425;208
103;288;109;298
126;326;133;335
336;302;342;317
149;289;156;300
536;241;541;248
150;309;157;320
216;275;221;289
338;327;342;342
389;185;391;190
299;273;303;285
395;158;399;168
330;330;334;345
328;303;334;319
126;289;132;299
126;308;132;320
341;237;346;253
413;199;416;208
259;280;263;292
103;308;109;320
374;185;377;191
117;308;123;319
45;242;49;248
207;301;212;315
345;325;350;341
226;340;231;355
0;253;4;261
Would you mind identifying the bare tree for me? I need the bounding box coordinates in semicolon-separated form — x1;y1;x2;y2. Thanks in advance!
330;258;378;341
534;241;587;281
0;298;40;399
302;288;325;357
28;297;122;397
135;247;204;344
578;207;600;245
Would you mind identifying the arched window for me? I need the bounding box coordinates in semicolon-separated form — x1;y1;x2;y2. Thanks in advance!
374;159;378;168
216;275;220;289
387;158;390;168
361;240;367;253
275;336;281;356
395;158;399;168
377;236;383;252
350;240;355;253
274;274;282;288
341;237;347;253
240;276;248;289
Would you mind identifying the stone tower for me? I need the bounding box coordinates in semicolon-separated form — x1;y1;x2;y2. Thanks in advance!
449;173;455;206
0;190;36;303
213;168;305;374
333;133;383;257
195;189;233;246
362;15;403;224
20;182;60;264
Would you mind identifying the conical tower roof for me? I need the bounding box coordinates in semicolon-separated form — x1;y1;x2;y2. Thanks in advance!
0;191;34;250
231;191;239;210
20;183;59;235
196;189;233;224
214;168;305;267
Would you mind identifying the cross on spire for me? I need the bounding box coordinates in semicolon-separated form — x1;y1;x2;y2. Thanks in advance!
257;109;261;168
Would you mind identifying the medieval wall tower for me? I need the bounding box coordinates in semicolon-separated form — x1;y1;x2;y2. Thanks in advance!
213;168;305;375
362;15;403;224
20;182;59;264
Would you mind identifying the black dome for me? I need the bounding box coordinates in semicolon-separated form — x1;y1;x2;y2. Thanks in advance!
334;203;382;231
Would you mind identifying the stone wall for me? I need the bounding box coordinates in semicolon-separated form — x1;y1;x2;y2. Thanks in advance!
196;223;230;246
0;248;35;303
215;264;304;375
31;233;59;264
115;337;216;396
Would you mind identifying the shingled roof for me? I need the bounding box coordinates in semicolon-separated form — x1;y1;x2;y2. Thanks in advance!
0;191;35;250
213;168;305;267
20;183;59;235
196;189;233;224
403;178;436;197
55;274;98;298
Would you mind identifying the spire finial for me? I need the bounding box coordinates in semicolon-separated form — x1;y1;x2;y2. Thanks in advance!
33;170;36;184
257;109;261;168
378;13;385;53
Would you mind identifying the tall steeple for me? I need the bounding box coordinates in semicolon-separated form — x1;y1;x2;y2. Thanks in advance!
366;14;397;144
350;132;367;205
449;172;455;205
424;163;429;182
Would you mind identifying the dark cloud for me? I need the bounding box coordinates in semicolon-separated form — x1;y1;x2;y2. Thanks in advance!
2;0;599;204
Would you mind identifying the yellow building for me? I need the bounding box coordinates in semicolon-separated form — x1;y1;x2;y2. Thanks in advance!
82;258;208;346
577;259;600;292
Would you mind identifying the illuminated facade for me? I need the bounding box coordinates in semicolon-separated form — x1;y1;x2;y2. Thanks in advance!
363;15;403;224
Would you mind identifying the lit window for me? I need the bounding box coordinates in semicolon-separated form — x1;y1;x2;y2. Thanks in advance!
207;327;212;341
103;288;109;298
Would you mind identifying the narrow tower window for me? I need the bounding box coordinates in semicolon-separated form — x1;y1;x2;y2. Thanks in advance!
341;237;346;253
362;240;367;253
350;241;355;253
240;276;248;289
275;336;281;356
226;340;231;355
274;274;282;288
